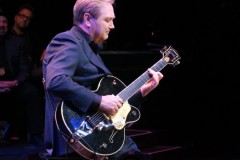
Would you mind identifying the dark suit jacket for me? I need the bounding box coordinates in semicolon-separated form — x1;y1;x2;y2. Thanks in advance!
0;33;30;83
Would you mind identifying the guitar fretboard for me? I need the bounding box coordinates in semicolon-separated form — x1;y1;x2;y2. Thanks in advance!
118;58;167;102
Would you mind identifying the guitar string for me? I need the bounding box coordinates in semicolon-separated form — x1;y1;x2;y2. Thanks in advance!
91;112;104;124
89;112;109;130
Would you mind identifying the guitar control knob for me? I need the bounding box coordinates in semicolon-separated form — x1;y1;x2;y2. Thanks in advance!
131;110;137;116
112;80;117;85
100;143;107;149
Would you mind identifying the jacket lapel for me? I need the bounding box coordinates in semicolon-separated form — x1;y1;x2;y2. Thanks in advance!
70;26;111;74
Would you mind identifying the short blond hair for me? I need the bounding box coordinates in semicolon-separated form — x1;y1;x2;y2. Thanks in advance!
73;0;115;25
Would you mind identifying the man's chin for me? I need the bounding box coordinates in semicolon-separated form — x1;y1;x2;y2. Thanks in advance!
104;35;109;40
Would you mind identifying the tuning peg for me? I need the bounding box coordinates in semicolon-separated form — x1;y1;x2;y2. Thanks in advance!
174;61;180;66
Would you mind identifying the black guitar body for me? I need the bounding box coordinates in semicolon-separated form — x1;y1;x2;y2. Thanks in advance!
55;76;141;159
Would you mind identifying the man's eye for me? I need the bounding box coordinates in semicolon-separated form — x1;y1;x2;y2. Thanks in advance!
105;18;113;23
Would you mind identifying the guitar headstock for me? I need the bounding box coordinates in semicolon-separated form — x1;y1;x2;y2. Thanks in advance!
160;46;181;66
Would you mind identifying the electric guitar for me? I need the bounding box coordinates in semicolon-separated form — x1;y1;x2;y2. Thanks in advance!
55;46;181;160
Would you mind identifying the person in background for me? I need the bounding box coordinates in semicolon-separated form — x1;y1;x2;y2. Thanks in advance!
11;4;44;97
0;9;43;147
42;0;164;159
11;4;34;66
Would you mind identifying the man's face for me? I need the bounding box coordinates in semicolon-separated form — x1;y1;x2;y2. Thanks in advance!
90;3;115;44
14;8;33;29
0;16;8;37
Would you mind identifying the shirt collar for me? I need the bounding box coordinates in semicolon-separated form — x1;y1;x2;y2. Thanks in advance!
75;25;101;54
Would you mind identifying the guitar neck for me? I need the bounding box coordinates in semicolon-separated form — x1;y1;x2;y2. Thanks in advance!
118;58;167;102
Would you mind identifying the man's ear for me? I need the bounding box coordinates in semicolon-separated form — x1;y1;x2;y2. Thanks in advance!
83;13;91;27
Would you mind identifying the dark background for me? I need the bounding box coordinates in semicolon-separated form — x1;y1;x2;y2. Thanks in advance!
1;0;240;157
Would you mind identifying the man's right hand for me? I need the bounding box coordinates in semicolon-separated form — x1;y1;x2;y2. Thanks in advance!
99;95;123;116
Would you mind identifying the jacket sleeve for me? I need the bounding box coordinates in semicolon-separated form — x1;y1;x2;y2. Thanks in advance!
43;32;101;113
